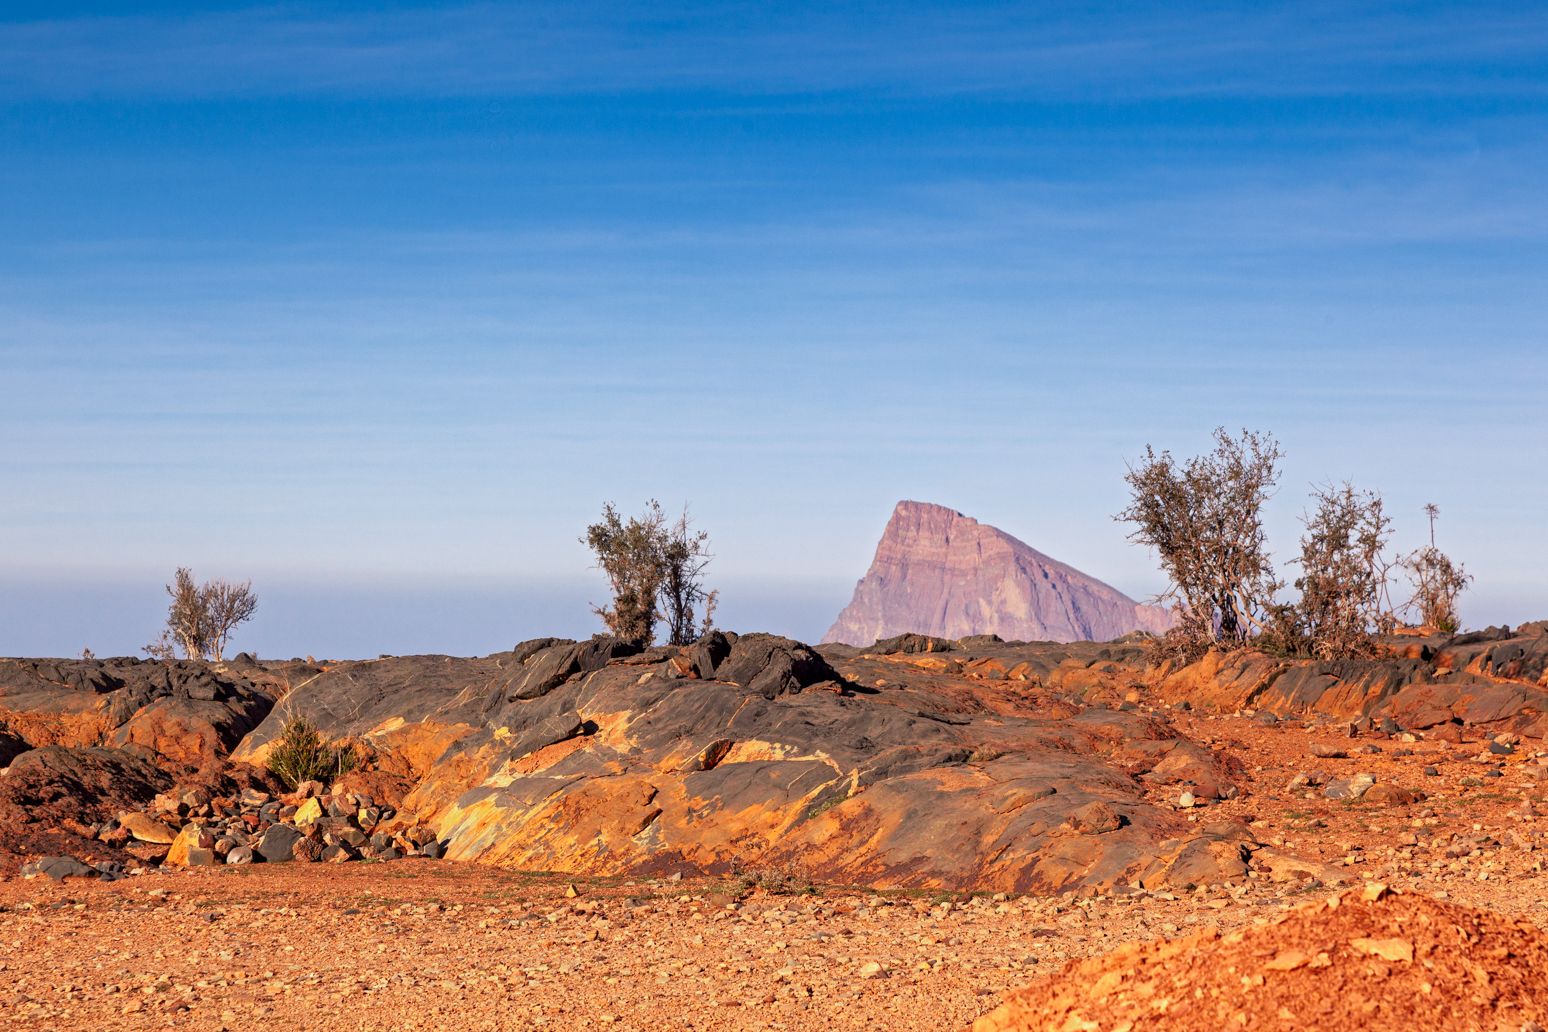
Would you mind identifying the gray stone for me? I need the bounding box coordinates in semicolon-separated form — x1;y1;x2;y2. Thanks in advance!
92;860;126;881
22;856;95;882
256;824;304;863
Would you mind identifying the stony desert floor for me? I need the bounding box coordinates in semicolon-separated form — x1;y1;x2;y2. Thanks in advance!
6;704;1548;1032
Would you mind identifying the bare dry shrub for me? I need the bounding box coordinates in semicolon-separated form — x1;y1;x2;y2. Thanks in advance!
660;508;718;646
1118;428;1284;660
1288;483;1394;659
146;567;258;662
1402;504;1470;633
203;579;259;662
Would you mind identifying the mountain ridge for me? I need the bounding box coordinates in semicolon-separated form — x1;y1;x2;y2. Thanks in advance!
823;500;1174;646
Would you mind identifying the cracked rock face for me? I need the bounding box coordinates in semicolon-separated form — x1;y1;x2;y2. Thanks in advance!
824;501;1175;647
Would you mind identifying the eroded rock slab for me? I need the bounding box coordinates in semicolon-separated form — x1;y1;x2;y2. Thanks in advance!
232;634;1258;894
1153;625;1548;737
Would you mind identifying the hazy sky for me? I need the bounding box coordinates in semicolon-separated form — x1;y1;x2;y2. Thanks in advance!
3;2;1545;657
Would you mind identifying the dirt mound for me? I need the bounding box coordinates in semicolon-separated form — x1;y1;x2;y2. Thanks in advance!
0;745;171;874
974;885;1548;1031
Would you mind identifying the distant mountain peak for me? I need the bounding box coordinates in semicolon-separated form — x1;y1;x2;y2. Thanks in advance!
824;500;1173;646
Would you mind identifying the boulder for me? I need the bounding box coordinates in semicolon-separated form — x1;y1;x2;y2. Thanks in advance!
21;856;95;882
1363;783;1423;807
291;837;323;863
870;633;956;655
0;725;26;766
256;824;304;863
292;797;324;826
1063;800;1126;835
688;630;733;679
712;633;843;698
166;824;214;866
118;812;177;845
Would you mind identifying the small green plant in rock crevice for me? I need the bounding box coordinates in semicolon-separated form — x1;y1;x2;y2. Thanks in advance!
265;716;358;790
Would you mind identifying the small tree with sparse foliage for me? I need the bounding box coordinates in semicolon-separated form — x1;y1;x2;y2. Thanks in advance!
1118;428;1284;658
1286;482;1395;659
583;501;718;646
146;567;258;662
584;501;670;645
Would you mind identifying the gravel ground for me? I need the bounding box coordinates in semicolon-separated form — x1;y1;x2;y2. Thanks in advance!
2;862;1298;1031
6;707;1548;1031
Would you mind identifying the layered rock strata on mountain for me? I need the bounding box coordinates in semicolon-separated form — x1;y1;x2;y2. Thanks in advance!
825;501;1174;646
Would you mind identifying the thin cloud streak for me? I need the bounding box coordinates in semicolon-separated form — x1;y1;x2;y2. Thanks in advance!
2;3;1546;101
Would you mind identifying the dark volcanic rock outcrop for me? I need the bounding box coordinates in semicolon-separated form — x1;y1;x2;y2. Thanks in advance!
0;656;304;873
0;657;289;767
231;634;1258;894
9;623;1547;891
825;501;1174;646
1155;624;1548;737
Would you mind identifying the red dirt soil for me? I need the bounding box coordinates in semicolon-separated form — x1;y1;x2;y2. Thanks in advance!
973;884;1548;1032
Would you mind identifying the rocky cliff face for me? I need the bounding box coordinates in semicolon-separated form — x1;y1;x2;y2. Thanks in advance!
825;501;1175;646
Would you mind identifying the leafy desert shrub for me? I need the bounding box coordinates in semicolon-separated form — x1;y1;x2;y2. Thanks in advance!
266;717;357;790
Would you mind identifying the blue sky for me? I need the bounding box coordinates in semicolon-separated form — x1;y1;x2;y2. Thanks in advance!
2;2;1545;657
